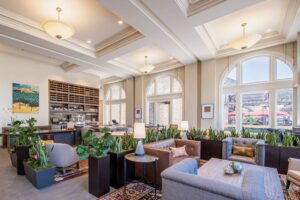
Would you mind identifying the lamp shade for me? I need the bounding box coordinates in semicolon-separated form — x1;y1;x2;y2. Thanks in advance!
138;64;155;73
134;122;146;139
230;34;261;50
42;20;75;39
180;121;189;131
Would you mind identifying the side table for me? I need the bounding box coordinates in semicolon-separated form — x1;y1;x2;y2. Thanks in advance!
124;153;159;198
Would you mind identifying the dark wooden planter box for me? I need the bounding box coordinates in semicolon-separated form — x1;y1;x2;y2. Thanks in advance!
23;161;55;189
88;155;110;197
109;150;135;188
16;146;30;175
265;145;281;170
200;139;223;160
279;147;300;174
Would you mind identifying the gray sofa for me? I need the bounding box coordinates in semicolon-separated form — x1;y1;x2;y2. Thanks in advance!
222;137;265;166
161;158;266;200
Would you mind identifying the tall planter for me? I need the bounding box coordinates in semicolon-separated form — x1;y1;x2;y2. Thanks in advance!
279;147;300;174
200;139;223;160
265;145;280;170
88;155;110;197
109;150;135;188
23;161;55;189
16;146;30;175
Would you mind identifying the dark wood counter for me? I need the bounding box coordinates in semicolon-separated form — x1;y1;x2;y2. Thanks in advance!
5;128;76;151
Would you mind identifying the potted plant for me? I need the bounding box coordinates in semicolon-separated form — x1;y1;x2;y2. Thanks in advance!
279;132;300;174
23;138;55;189
76;130;113;197
10;118;38;175
109;133;137;188
265;131;280;170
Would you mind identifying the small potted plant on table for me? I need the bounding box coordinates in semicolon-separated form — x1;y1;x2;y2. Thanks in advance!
76;130;114;197
24;138;55;189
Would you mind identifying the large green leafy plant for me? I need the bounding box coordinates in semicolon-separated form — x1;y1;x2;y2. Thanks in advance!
77;130;114;160
11;118;38;146
27;138;52;170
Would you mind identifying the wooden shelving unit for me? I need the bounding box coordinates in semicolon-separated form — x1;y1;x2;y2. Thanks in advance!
49;80;99;125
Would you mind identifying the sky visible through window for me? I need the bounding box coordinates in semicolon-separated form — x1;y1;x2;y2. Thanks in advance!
242;57;269;83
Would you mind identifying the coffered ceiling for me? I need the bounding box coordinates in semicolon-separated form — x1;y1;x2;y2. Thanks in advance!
0;0;299;83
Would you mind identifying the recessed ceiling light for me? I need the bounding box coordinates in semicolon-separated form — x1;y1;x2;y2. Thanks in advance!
169;56;174;60
223;40;228;44
118;20;123;25
87;40;92;44
266;28;272;33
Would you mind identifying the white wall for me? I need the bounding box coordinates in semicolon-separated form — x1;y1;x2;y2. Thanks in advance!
0;46;101;131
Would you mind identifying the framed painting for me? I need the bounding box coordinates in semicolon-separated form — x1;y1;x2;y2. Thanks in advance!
13;83;39;114
202;104;214;119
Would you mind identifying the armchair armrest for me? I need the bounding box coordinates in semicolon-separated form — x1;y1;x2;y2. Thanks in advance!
222;137;233;159
255;140;265;166
175;139;201;157
288;158;300;171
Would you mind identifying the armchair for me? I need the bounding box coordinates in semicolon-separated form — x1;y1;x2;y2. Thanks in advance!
287;158;300;189
136;139;200;186
46;143;80;175
222;137;265;166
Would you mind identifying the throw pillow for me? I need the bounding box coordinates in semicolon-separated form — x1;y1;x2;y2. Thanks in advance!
170;145;188;157
233;146;255;157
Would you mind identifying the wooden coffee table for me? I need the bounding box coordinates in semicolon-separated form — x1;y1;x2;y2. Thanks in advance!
198;158;284;200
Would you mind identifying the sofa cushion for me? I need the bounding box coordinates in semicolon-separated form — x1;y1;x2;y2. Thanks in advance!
228;155;255;164
170;145;188;158
242;169;266;200
233;145;255;157
172;156;199;165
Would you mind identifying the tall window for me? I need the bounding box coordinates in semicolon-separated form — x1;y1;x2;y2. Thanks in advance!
222;56;294;130
146;75;183;126
105;85;126;125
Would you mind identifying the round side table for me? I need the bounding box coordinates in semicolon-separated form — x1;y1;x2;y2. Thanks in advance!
124;153;159;198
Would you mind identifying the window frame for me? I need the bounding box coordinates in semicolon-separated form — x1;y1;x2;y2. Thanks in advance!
146;75;183;126
221;55;294;131
104;85;126;125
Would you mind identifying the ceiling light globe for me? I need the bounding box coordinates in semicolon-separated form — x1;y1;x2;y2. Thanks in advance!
42;20;75;40
138;64;155;74
230;34;261;50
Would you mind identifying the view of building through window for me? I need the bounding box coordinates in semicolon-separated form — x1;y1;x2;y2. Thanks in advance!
222;56;294;131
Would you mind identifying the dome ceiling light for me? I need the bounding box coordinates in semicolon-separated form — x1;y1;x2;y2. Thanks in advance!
138;56;155;74
230;23;261;50
42;7;75;40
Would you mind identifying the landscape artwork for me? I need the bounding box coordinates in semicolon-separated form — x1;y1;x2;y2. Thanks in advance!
12;83;39;114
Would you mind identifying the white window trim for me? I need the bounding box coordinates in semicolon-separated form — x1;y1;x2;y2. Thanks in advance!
221;55;294;131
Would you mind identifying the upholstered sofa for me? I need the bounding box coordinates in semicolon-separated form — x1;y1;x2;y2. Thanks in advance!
136;139;200;186
161;158;266;200
222;137;265;166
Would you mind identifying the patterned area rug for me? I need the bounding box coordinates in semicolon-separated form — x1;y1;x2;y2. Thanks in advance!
99;183;161;200
280;174;300;200
54;159;88;183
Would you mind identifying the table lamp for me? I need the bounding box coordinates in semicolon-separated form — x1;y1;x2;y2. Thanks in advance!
134;122;146;156
180;121;189;140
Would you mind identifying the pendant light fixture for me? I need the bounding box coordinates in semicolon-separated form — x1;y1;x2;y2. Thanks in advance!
230;23;261;50
42;7;75;40
138;56;155;73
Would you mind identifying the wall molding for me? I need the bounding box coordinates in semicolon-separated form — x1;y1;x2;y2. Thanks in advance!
60;62;80;72
187;0;226;17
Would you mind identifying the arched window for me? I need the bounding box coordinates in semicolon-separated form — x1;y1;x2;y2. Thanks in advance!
105;85;126;125
146;75;183;126
222;56;294;131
